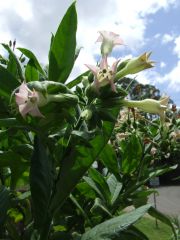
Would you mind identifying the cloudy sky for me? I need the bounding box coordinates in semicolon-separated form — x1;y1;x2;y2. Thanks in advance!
0;0;180;105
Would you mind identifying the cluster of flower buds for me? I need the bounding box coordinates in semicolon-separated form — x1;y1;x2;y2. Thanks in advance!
14;30;168;123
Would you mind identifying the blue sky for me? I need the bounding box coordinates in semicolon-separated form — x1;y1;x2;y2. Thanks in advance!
0;0;180;106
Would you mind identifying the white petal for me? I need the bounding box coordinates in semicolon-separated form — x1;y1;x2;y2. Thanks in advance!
15;93;27;105
29;105;44;118
19;102;34;117
84;64;99;76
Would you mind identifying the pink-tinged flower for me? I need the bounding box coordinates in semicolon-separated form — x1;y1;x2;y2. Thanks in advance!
85;57;120;92
15;82;46;118
96;31;124;57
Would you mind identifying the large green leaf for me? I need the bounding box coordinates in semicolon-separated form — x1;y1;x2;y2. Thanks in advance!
148;207;177;239
107;174;122;206
1;43;24;81
81;204;152;240
100;144;119;175
0;185;11;226
50;105;120;214
88;168;111;204
120;134;143;174
83;176;106;201
67;70;89;89
18;47;46;77
81;204;177;240
0;65;19;100
48;2;77;83
0;150;29;190
25;59;39;81
90;198;112;217
30;136;53;230
7;54;17;77
0;118;23;128
124;225;149;240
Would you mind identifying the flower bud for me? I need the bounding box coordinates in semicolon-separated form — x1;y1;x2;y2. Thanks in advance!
115;52;155;80
122;96;169;122
81;109;92;120
150;147;157;156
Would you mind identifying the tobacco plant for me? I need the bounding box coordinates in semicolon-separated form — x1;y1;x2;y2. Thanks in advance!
0;2;178;240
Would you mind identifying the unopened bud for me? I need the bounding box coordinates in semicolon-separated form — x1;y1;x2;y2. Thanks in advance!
81;109;92;120
150;147;157;156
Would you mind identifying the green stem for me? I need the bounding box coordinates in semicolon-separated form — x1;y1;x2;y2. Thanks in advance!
114;68;127;82
39;215;52;240
121;99;143;108
48;93;78;105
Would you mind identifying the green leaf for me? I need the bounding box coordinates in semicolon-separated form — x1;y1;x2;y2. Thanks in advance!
81;204;152;240
0;118;20;127
83;176;105;201
0;185;11;226
100;144;119;175
1;43;24;81
18;47;46;77
123;165;177;197
67;71;89;89
88;168;111;204
97;109;117;122
70;194;92;226
83;205;177;240
107;174;122;205
25;59;39;81
148;207;177;239
12;144;33;161
125;225;149;240
0;65;19;100
120;134;143;174
0;150;29;190
50;105;121;215
90;198;112;217
76;182;96;199
48;2;77;83
30;136;53;230
7;54;17;77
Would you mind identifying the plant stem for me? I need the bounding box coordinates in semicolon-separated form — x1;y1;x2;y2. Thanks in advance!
39;215;52;240
114;68;127;82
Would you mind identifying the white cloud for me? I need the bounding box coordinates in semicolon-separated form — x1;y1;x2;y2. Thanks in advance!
133;59;180;93
162;33;174;44
131;68;162;85
0;0;179;104
160;61;166;68
0;0;178;65
154;33;161;39
173;35;180;58
0;0;179;102
0;0;33;21
163;60;180;91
